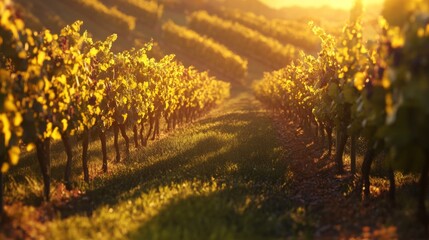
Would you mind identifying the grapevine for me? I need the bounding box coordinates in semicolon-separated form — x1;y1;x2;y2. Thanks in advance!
0;2;230;210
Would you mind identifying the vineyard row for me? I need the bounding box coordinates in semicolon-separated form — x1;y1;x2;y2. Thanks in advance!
188;11;296;69
254;2;429;223
0;2;230;212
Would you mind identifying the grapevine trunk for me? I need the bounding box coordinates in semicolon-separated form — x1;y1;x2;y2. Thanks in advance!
36;139;51;201
82;130;90;183
61;133;73;190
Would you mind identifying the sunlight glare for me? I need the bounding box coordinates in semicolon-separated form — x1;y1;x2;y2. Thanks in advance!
260;0;383;10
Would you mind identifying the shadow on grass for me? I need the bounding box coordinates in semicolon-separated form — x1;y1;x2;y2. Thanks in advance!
51;93;294;238
129;187;289;240
5;92;299;239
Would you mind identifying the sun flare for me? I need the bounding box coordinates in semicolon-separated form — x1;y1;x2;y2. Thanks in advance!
260;0;383;9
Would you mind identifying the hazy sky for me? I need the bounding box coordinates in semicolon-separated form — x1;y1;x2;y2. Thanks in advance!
260;0;383;10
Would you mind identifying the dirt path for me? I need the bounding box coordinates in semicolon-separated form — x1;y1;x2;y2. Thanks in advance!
271;115;416;239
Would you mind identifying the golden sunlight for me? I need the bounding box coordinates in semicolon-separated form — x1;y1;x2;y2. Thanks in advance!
3;0;429;239
260;0;383;9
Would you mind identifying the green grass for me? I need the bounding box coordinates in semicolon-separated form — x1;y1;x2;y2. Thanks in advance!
5;88;304;239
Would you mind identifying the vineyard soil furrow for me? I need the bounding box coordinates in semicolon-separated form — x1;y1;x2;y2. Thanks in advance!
271;114;425;239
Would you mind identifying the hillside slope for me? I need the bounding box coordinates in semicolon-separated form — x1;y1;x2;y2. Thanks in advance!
13;0;267;81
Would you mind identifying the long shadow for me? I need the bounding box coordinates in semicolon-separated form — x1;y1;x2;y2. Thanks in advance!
122;103;292;238
9;123;148;185
55;94;292;235
7;91;296;238
8;93;250;179
7;110;258;204
56;133;228;217
129;187;290;240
